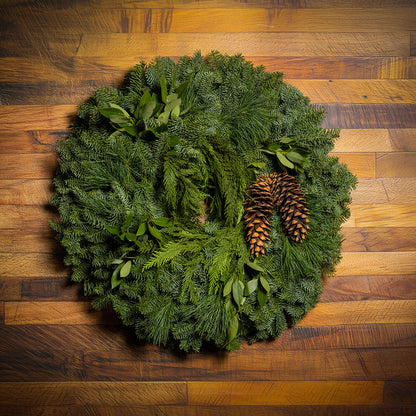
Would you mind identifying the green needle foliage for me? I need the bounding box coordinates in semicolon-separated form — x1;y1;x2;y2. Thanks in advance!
50;51;356;352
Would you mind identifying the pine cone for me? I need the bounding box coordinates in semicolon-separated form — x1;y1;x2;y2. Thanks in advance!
244;173;310;257
243;174;273;257
270;172;310;243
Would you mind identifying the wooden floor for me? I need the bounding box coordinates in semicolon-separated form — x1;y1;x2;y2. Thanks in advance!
1;1;416;415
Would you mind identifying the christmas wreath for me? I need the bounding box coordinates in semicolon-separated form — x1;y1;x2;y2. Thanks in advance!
50;51;356;352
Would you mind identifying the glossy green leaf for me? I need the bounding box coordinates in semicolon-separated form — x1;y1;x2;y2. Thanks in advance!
245;278;258;295
223;278;233;297
158;111;170;124
99;103;130;119
267;142;282;152
276;152;295;169
259;275;270;293
250;162;266;169
125;232;137;242
245;261;265;273
232;280;244;306
279;136;296;144
136;222;147;236
111;263;123;289
152;217;173;227
138;90;152;107
228;314;239;341
105;225;120;235
111;259;123;265
166;93;178;103
121;125;138;137
257;288;267;307
286;151;305;165
120;260;132;278
171;105;181;119
148;224;163;241
139;100;157;120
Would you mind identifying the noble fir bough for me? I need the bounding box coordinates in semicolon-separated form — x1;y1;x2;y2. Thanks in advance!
50;51;357;352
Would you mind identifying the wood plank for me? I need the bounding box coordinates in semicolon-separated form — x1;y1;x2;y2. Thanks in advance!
384;381;416;405
0;381;187;406
75;33;410;58
336;252;416;276
187;381;384;405
0;80;100;106
4;79;416;106
82;0;416;8
0;105;75;131
3;345;413;383
345;205;416;228
330;153;375;177
0;232;58;254
82;347;416;382
0;205;57;231
0;349;85;381
5;299;416;327
0;253;69;278
334;129;416;153
277;57;416;79
351;178;416;204
376;152;416;177
298;300;416;326
322;104;416;129
2;8;415;35
1;56;415;83
0;130;63;154
0;275;78;301
0;154;57;179
1;323;415;353
0;57;128;84
1;405;415;416
0;179;52;204
389;129;416;151
4;301;119;325
321;275;416;302
342;228;416;251
288;80;416;104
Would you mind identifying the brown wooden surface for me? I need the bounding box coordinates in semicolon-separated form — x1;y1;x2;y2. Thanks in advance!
0;1;415;415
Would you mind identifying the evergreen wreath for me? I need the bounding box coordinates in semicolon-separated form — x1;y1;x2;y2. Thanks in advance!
50;51;357;352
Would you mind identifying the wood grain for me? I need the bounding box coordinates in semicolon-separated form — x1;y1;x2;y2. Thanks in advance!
321;275;416;302
350;179;416;204
298;300;416;326
75;33;410;58
342;228;416;251
375;153;416;177
187;381;384;405
1;323;415;352
322;104;416;129
345;204;416;228
4;299;415;327
0;381;187;406
336;252;416;276
288;80;416;104
334;129;416;153
1;8;415;34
